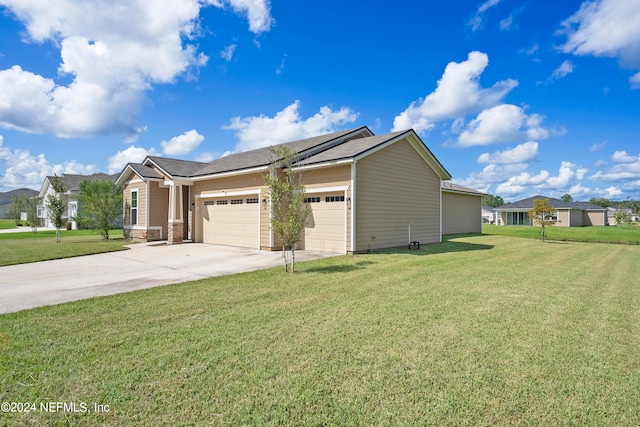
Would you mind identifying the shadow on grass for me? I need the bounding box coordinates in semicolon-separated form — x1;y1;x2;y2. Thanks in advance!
366;235;494;256
303;261;377;274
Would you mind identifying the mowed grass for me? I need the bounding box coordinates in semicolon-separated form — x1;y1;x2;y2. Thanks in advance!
483;223;640;244
0;229;130;266
0;219;21;230
1;235;639;425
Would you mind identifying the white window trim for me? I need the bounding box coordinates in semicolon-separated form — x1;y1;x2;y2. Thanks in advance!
130;188;139;226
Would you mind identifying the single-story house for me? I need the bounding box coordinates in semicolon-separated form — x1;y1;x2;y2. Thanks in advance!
37;173;120;229
116;127;484;253
495;195;608;227
607;207;638;224
481;205;499;225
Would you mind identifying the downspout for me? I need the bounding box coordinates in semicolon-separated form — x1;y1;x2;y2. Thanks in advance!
350;161;356;253
439;180;443;242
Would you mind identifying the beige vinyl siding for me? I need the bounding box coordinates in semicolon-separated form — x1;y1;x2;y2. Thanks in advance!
355;139;441;252
570;209;583;226
442;192;482;234
557;210;570;227
123;181;147;227
148;180;169;238
584;210;606;226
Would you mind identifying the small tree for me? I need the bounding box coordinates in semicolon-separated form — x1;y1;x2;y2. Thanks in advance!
529;198;555;242
26;197;39;232
46;175;67;243
76;180;123;239
264;146;311;273
6;195;26;225
613;209;630;226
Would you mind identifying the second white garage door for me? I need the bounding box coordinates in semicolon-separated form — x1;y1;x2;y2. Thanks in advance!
202;197;259;248
304;194;345;253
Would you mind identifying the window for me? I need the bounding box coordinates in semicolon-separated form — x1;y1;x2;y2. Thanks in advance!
325;195;345;203
246;198;259;204
230;199;243;205
216;200;228;205
130;189;138;226
506;211;529;226
204;200;215;206
304;196;320;203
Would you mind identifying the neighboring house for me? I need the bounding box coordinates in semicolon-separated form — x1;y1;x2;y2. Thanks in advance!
481;205;499;225
116;127;485;253
607;207;638;224
495;195;608;227
441;182;486;234
37;173;120;229
0;188;38;219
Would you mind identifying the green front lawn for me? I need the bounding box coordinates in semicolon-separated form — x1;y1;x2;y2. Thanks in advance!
1;235;639;425
483;223;640;244
0;219;22;229
0;229;129;266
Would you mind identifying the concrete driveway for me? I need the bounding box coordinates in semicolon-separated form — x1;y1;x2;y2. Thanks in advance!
0;243;334;314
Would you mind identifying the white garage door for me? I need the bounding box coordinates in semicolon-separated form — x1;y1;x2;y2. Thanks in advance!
304;194;345;253
202;197;259;248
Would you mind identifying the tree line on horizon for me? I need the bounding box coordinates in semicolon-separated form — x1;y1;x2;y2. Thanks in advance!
482;193;639;211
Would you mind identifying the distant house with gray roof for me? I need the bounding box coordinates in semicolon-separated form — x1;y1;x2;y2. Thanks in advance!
37;173;120;229
495;195;607;227
116;127;485;251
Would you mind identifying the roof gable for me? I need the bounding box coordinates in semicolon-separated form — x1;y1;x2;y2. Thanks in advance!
191;126;373;177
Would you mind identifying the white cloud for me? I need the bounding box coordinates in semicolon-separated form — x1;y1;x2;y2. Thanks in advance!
467;0;501;32
457;105;551;147
612;150;638;163
0;135;96;191
208;0;273;34
107;145;159;174
550;60;575;81
478;141;538;164
589;140;607;152
161;129;204;155
392;51;518;134
591;150;640;181
0;0;272;139
543;161;588;188
224;100;358;152
220;44;237;62
560;0;640;86
631;72;640;89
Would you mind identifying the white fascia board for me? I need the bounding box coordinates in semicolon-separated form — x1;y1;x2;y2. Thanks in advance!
190;166;269;181
164;177;192;186
291;159;353;172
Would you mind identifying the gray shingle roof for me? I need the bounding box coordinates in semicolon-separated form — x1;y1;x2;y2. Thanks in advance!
128;163;164;180
291;131;407;166
190;127;371;177
441;181;486;196
496;195;605;211
47;173;118;192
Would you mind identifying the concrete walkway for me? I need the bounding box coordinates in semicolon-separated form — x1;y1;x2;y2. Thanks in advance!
0;243;335;314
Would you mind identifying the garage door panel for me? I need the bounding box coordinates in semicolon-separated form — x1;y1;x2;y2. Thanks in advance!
304;193;345;253
202;199;259;248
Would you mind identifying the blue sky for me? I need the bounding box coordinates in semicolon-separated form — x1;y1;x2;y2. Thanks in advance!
0;0;639;201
